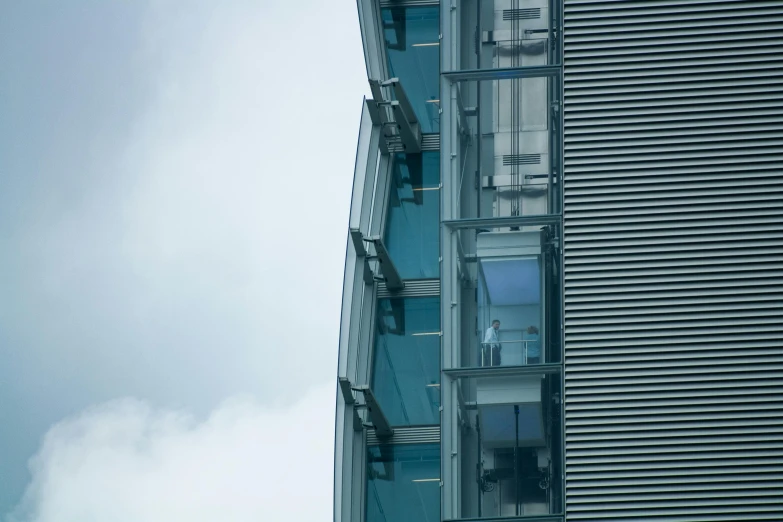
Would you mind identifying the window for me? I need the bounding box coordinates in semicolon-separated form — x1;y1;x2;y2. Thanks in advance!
382;6;440;133
371;297;440;426
367;443;441;522
455;224;561;368
453;371;563;518
384;152;440;280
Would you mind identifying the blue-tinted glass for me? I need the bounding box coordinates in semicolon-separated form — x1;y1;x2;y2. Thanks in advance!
366;444;440;522
382;7;440;133
372;297;440;426
384;152;440;280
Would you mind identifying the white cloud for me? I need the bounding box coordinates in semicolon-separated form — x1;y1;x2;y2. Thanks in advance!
0;0;365;515
8;382;336;522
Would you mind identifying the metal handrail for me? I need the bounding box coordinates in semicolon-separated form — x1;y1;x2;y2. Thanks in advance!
480;340;536;345
480;339;540;366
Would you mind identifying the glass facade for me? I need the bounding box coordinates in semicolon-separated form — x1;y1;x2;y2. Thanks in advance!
441;1;565;519
371;297;441;426
456;0;561;71
455;75;561;223
366;443;441;522
342;2;564;522
384;152;440;279
454;371;563;518
382;6;441;133
456;224;561;369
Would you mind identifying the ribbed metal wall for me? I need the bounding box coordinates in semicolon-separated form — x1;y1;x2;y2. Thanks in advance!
562;1;783;521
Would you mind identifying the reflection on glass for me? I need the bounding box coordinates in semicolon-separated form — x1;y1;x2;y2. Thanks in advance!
372;297;440;426
456;372;562;518
455;76;560;222
367;443;440;522
385;152;440;280
459;0;556;70
382;7;440;133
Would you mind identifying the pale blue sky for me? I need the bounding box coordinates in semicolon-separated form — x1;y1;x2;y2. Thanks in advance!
0;2;367;519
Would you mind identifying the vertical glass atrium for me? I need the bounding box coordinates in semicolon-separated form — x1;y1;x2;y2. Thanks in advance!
337;1;564;521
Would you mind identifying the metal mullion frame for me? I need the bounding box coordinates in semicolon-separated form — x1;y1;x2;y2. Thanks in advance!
440;5;567;520
444;65;562;82
444;214;562;230
443;515;564;522
357;0;391;81
556;1;565;514
353;151;396;522
370;153;394;238
441;0;460;519
336;102;382;522
334;101;408;522
443;363;564;379
364;150;394;409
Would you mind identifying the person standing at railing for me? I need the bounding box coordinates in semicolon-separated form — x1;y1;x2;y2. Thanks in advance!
483;319;502;366
525;325;541;364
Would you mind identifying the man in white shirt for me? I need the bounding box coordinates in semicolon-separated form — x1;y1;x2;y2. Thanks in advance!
482;319;501;366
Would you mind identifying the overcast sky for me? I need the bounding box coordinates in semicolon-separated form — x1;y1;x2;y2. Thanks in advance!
0;2;368;520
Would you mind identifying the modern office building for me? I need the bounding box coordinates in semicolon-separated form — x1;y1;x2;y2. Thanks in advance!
334;1;783;521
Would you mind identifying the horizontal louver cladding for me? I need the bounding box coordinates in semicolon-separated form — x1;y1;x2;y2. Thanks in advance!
377;278;440;298
562;0;783;520
387;133;440;153
367;426;439;445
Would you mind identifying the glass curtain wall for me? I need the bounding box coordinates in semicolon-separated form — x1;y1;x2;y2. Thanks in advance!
385;152;441;279
458;0;560;71
371;297;441;427
442;0;563;519
382;6;441;133
460;223;561;369
455;74;561;224
456;371;563;518
364;5;443;518
367;443;441;522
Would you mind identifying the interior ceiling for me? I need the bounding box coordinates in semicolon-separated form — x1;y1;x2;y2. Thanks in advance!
482;257;541;306
479;403;544;446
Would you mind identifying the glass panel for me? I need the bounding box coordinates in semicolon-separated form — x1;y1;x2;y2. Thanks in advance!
479;257;542;367
454;371;563;518
367;443;441;522
457;0;559;70
382;6;440;133
385;152;440;280
455;224;561;368
455;75;561;223
372;297;441;426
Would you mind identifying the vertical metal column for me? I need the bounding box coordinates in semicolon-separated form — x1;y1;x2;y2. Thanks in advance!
440;0;459;519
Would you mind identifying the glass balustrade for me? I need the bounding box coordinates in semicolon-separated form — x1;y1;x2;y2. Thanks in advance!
450;223;561;369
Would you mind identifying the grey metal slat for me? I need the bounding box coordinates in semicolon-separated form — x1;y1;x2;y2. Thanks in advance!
563;3;783;520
